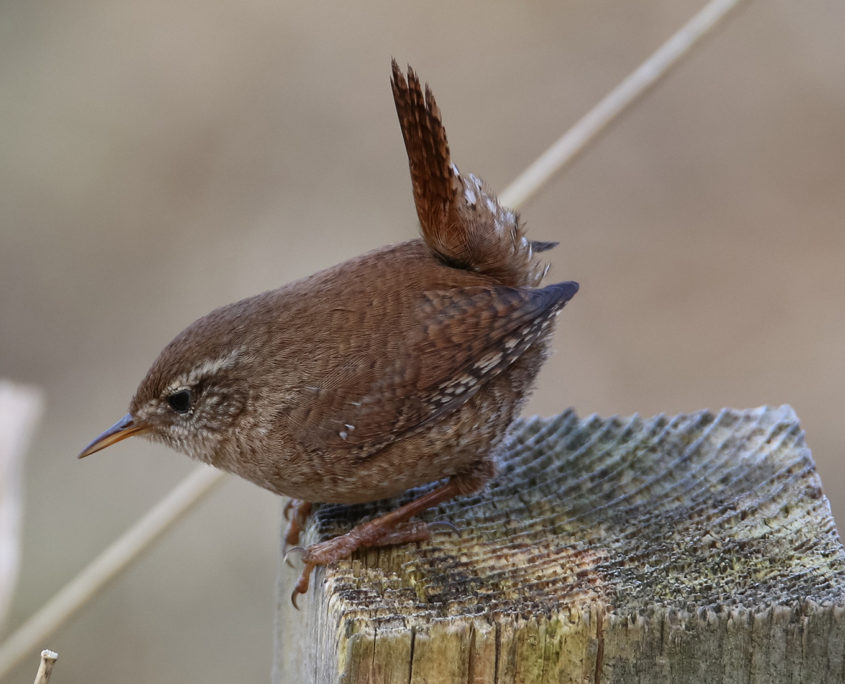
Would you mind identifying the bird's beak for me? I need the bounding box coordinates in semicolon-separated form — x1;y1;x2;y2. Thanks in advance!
78;413;149;459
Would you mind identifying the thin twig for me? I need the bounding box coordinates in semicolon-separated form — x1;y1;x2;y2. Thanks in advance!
500;0;749;209
0;0;750;677
0;467;223;678
32;649;57;684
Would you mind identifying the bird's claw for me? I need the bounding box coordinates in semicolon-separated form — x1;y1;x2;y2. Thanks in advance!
283;545;305;568
290;562;315;610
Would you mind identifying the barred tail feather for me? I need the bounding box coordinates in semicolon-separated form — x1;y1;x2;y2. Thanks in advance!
390;60;553;288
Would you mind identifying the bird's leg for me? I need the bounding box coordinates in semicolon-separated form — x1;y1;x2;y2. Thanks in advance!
291;463;492;605
282;499;313;561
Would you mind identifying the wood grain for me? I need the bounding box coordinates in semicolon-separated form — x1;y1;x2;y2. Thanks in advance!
275;406;845;683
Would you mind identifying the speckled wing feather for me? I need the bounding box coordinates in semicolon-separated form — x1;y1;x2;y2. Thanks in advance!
390;60;549;288
294;280;579;452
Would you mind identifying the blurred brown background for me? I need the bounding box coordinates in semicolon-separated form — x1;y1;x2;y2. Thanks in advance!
2;0;843;681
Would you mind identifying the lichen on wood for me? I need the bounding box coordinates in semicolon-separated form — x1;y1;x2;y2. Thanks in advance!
274;406;845;683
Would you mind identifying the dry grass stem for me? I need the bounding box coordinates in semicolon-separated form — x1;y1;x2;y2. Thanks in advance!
501;0;749;209
0;468;223;678
32;649;57;684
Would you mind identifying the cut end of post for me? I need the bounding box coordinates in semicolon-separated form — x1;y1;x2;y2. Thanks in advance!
275;406;845;682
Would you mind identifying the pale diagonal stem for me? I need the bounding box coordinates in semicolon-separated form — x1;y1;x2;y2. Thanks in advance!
0;0;749;676
0;468;223;678
501;0;749;210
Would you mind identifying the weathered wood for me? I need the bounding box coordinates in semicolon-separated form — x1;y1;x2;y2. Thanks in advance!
274;406;845;683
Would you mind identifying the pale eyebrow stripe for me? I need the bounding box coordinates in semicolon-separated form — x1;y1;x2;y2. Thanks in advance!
164;347;244;395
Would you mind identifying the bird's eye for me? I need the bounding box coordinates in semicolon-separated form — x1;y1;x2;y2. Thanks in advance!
166;389;192;414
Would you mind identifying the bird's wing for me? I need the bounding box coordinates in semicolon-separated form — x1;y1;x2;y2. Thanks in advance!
290;281;578;453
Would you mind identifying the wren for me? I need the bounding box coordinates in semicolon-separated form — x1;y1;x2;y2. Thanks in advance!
79;61;579;603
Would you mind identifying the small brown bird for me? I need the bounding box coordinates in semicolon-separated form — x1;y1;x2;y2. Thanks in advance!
80;61;578;603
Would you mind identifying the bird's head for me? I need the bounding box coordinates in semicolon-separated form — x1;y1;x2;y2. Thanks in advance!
79;319;251;463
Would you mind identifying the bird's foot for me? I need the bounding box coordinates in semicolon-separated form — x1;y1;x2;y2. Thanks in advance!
282;499;312;565
288;471;484;607
291;519;434;608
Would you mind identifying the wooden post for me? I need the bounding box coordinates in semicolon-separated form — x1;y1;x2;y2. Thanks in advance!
274;406;845;682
